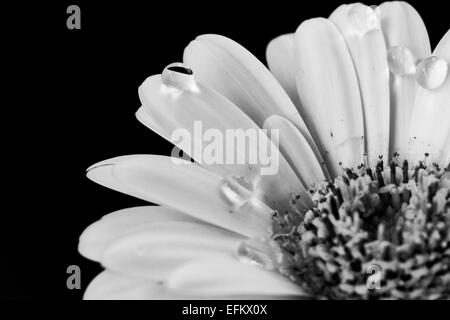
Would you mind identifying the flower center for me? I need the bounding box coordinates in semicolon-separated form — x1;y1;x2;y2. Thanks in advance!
271;156;450;299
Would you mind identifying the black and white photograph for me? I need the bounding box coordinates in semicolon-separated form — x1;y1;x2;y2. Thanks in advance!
5;0;450;309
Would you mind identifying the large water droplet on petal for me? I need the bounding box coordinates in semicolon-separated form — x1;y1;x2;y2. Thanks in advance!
415;56;448;90
161;62;197;91
348;4;379;34
387;46;416;76
219;175;254;209
236;237;283;270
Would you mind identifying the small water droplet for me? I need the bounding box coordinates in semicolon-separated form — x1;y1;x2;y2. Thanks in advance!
236;237;283;270
415;56;448;90
161;62;196;91
387;46;416;76
348;4;379;34
219;175;254;208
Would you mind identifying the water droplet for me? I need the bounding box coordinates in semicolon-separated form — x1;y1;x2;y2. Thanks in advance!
415;56;448;90
348;4;379;33
236;237;283;270
219;175;254;208
161;62;196;91
387;46;416;76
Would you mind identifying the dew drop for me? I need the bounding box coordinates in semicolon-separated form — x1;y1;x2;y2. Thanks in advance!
415;56;448;90
219;175;254;209
387;46;416;76
161;62;196;91
236;237;283;270
348;4;379;34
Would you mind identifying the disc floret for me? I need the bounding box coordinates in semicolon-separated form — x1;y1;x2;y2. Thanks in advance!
272;156;450;299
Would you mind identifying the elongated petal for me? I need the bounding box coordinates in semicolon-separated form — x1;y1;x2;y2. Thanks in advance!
84;270;282;300
378;1;431;162
263;115;326;187
87;155;273;238
378;1;431;57
183;34;325;171
84;271;185;300
266;34;301;109
101;221;243;280
409;30;450;165
138;75;313;212
183;34;305;131
330;3;390;167
294;18;365;177
167;258;308;297
86;155;147;199
79;206;198;262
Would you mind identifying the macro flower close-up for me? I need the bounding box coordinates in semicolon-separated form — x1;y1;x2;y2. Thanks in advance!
79;1;450;299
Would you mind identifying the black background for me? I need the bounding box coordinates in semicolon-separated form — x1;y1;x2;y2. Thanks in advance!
6;0;448;300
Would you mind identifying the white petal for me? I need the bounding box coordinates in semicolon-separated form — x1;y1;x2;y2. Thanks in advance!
377;1;431;163
79;206;198;262
86;155;147;199
263;115;326;187
409;29;450;165
101;221;243;280
294;18;365;177
138;75;313;212
84;270;281;300
330;3;390;167
84;271;185;300
378;2;431;57
183;34;325;172
183;34;305;131
87;155;273;238
167;258;307;297
266;34;301;109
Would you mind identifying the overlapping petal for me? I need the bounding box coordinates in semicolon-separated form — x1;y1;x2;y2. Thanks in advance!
183;34;326;174
263;115;326;187
87;155;273;238
378;1;431;162
79;206;198;262
408;29;450;165
101;221;243;280
294;18;365;177
138;75;313;212
84;271;185;300
266;34;301;109
330;3;391;167
167;258;308;297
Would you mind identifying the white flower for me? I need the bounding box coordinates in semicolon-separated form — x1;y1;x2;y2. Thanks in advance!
80;2;450;299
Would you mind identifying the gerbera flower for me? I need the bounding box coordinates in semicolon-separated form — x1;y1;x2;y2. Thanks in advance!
79;1;450;299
